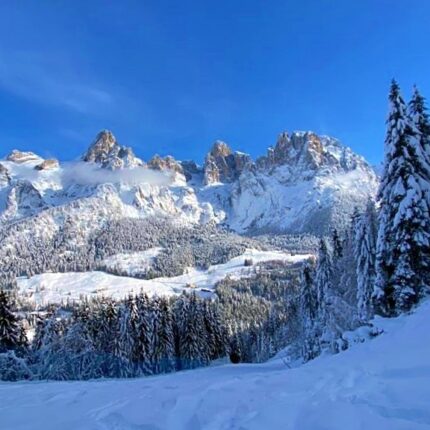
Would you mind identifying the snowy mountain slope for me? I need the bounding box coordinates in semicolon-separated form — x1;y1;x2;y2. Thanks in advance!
16;249;310;305
0;130;377;239
1;300;429;430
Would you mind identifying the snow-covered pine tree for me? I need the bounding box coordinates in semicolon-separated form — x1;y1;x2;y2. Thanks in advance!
154;297;176;374
114;300;134;378
407;86;430;288
332;228;343;259
315;238;332;323
315;238;345;353
354;200;378;321
408;86;430;164
134;292;153;375
375;80;430;314
0;290;24;352
299;263;320;361
178;293;210;370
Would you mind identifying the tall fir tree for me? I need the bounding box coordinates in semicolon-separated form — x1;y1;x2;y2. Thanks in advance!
354;200;378;321
0;290;24;353
375;80;430;314
299;263;320;361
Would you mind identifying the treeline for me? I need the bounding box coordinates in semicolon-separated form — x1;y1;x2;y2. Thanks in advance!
0;218;265;287
0;292;228;380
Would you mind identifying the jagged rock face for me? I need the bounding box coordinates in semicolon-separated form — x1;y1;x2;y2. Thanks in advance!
148;155;184;175
227;131;378;234
35;159;60;171
180;160;202;181
7;150;41;164
0;163;10;187
256;131;373;181
0;181;47;222
82;130;143;169
0;128;378;237
204;141;252;185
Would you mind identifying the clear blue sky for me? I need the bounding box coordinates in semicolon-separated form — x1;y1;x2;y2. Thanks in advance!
0;0;429;165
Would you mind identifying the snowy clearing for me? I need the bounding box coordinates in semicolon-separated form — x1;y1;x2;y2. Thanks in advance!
101;247;163;277
17;249;311;305
1;300;429;430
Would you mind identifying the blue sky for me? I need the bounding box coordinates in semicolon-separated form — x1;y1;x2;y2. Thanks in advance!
0;0;429;165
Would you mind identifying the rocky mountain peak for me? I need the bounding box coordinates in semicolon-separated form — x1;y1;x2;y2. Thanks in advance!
148;155;185;180
204;141;251;185
209;141;233;158
82;130;143;169
6;150;42;164
256;131;372;180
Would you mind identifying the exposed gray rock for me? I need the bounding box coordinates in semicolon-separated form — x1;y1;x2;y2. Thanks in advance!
204;141;252;185
148;155;184;176
6;150;41;164
256;131;373;181
180;160;202;181
35;159;60;171
82;130;143;169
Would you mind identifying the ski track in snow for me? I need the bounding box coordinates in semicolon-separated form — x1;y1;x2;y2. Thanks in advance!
16;249;311;305
1;301;430;430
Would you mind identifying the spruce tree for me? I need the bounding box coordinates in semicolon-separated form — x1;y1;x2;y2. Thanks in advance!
0;290;23;352
299;263;319;361
354;200;378;321
155;297;176;373
315;239;345;352
375;81;430;314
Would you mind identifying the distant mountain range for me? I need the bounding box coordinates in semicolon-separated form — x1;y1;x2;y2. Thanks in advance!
0;129;378;241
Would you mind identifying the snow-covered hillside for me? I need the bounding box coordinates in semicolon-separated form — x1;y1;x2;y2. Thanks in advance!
2;300;429;430
17;249;310;305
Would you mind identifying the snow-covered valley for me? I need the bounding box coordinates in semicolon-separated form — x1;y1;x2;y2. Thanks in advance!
1;300;429;430
17;249;311;305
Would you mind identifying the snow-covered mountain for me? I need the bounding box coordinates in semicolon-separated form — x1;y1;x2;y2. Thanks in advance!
0;129;378;240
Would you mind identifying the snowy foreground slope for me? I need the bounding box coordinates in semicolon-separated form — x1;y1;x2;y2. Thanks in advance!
2;302;430;430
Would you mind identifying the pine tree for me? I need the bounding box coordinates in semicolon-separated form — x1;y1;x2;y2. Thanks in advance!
0;290;23;352
408;86;430;162
407;86;430;288
299;263;319;361
154;297;176;373
375;81;430;314
134;293;153;375
354;200;378;321
315;239;345;352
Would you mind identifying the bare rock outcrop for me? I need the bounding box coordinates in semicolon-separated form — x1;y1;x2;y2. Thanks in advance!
35;159;60;171
82;130;143;169
204;141;252;185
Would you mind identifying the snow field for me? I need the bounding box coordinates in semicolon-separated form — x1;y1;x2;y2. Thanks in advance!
16;249;312;306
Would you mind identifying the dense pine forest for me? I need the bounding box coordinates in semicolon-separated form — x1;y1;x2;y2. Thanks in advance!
1;81;429;381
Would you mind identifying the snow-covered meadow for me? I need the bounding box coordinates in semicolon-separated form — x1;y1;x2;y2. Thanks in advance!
1;300;429;430
17;249;311;306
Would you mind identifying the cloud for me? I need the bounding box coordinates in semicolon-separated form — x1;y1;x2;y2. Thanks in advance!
6;160;173;187
0;50;114;114
60;162;173;187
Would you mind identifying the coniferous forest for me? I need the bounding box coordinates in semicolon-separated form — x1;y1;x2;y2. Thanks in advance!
1;81;430;382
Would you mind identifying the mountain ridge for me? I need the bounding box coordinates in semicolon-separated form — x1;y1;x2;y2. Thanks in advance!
0;129;378;237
